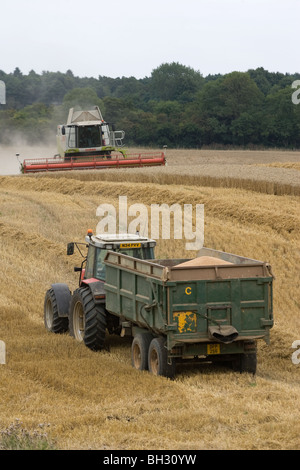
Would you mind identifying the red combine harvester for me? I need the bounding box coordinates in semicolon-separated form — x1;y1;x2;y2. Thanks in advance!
22;106;166;173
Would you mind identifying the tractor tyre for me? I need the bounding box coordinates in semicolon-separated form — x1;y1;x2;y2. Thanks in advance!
148;337;176;379
131;333;153;371
44;288;69;334
69;288;86;342
69;287;107;351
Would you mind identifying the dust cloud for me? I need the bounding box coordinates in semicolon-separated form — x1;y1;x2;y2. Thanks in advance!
0;142;57;175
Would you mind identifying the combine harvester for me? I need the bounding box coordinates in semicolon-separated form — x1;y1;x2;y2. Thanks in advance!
22;106;166;173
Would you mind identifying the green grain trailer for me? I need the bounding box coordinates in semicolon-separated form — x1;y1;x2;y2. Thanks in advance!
104;247;274;378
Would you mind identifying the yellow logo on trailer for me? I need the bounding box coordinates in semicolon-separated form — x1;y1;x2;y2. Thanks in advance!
120;243;141;248
173;311;197;333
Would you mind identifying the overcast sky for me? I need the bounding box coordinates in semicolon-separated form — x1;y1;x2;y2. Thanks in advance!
1;0;299;79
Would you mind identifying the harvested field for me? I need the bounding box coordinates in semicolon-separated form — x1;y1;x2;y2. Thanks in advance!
12;147;298;196
0;145;300;450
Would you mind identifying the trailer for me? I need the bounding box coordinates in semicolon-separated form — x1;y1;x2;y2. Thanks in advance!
103;248;274;377
44;232;274;378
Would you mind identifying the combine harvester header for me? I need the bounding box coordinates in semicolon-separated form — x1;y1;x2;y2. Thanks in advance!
22;106;166;173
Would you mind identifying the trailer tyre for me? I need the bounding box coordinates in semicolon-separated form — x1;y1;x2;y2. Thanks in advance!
241;352;257;374
232;352;257;374
69;287;107;351
148;337;175;379
44;288;69;334
131;333;153;371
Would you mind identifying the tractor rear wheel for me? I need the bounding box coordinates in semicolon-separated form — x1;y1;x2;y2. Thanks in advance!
44;288;69;334
69;287;107;351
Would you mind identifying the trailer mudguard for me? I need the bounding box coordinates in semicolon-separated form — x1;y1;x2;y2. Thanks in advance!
51;283;71;318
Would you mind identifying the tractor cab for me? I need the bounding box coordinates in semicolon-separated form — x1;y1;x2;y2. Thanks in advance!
67;231;156;284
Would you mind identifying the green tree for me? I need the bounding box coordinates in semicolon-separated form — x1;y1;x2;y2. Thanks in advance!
261;87;300;147
1;65;299;149
189;72;264;146
230;112;262;146
150;62;203;102
220;72;264;120
10;103;53;143
62;87;104;113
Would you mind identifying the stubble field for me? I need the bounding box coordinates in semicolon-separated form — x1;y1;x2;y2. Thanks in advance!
0;146;299;450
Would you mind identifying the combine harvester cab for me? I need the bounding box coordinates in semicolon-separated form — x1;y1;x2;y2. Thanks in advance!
57;106;126;160
22;106;166;173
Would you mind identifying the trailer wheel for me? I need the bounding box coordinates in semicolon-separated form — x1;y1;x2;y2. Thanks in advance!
44;288;69;334
148;337;175;379
69;287;107;351
232;352;257;374
241;352;257;374
131;333;153;371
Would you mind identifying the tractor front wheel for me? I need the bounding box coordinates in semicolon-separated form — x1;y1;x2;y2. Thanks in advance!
44;288;69;334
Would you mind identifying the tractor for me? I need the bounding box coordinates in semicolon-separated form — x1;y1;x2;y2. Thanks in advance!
44;231;156;350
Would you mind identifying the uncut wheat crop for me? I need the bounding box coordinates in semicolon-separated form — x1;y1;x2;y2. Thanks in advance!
0;146;299;450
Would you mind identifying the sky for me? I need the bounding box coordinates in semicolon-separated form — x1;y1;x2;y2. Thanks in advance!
0;0;299;79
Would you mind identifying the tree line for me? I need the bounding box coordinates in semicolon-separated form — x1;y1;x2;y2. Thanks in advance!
0;62;299;148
